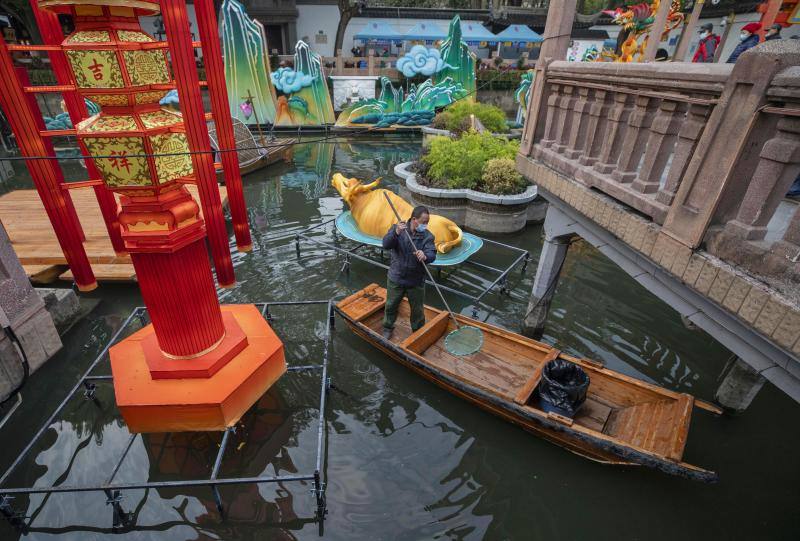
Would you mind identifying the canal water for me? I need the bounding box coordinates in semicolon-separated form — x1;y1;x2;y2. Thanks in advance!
0;136;798;540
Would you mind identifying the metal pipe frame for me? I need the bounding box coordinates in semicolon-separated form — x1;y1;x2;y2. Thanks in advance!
0;301;333;533
295;220;530;315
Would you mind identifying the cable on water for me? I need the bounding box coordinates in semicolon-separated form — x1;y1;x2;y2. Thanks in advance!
0;66;518;163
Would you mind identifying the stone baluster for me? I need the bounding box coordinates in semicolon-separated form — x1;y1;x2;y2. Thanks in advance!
538;83;563;149
578;89;612;167
611;95;660;183
631;100;687;194
779;206;800;250
593;92;634;174
551;85;577;153
564;87;593;160
656;102;713;206
724;115;800;240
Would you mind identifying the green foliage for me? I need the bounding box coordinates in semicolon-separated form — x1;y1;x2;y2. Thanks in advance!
476;69;523;91
481;158;526;195
422;131;519;192
442;100;508;134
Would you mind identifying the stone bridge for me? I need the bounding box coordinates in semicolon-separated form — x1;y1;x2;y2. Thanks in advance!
517;36;800;412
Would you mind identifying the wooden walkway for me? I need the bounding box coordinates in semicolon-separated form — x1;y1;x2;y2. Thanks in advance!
0;185;228;284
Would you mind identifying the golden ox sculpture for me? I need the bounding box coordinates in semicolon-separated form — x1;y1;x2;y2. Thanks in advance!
331;173;462;254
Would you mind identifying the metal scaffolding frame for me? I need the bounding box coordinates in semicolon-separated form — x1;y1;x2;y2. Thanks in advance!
0;300;334;536
295;218;531;317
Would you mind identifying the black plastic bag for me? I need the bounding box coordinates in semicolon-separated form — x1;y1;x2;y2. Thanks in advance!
539;359;590;418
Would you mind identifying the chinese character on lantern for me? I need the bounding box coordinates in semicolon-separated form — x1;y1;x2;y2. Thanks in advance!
88;57;104;80
109;149;131;173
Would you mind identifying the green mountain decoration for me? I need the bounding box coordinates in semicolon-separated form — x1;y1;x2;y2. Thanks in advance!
274;41;335;126
335;15;475;129
433;15;477;101
514;69;534;125
220;0;278;126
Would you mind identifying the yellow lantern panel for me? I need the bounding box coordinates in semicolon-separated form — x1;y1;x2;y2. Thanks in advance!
84;136;152;188
87;94;130;106
84;114;138;133
135;91;168;105
117;30;154;43
65;30;110;44
67;50;124;89
140;110;181;130
122;50;170;86
150;133;193;184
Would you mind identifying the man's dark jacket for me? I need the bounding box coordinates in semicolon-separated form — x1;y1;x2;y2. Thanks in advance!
727;34;760;63
382;222;437;287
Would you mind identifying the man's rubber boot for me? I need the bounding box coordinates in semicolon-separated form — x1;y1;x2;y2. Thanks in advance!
382;327;393;340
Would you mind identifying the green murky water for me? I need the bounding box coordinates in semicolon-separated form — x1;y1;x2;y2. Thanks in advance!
1;136;798;540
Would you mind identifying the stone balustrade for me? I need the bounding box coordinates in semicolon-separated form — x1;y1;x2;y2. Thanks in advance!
526;60;731;225
517;40;800;381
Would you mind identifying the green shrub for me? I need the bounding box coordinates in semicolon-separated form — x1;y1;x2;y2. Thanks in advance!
481;158;526;195
431;112;451;130
421;131;519;191
442;100;508;134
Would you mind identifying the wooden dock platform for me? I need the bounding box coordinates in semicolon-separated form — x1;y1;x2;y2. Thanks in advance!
0;185;228;284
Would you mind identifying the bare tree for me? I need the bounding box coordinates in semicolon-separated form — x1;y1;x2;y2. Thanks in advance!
334;0;361;57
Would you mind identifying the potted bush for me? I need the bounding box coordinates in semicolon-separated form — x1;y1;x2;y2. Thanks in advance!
395;131;545;233
423;101;516;146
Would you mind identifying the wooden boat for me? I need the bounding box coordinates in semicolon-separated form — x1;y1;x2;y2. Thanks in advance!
336;284;720;483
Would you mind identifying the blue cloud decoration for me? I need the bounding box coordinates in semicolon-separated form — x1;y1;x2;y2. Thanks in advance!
270;67;315;94
396;45;451;78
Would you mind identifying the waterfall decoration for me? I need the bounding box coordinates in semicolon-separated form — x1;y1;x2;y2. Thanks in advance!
273;41;335;126
514;70;534;126
396;45;451;78
335;76;467;128
433;15;476;100
220;0;278;125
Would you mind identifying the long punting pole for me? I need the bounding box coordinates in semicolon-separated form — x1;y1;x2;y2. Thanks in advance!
28;0;125;255
0;36;96;291
195;0;253;253
161;0;236;287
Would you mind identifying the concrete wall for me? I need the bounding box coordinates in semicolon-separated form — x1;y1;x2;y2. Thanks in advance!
296;4;340;56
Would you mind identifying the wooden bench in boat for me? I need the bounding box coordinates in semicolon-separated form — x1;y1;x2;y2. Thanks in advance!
336;284;719;482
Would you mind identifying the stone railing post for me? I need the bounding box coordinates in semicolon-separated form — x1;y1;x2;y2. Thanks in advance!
724;115;800;240
564;87;593;159
520;0;578;156
538;82;562;149
662;40;800;248
336;49;343;75
631;100;687;194
594;92;634;174
368;50;375;75
611;95;659;183
552;85;577;153
578;89;612;167
656;102;713;206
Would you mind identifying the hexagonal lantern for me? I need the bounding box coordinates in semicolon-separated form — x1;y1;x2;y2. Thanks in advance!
37;0;286;433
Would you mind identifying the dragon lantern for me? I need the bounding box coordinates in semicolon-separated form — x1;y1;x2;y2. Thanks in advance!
603;0;684;62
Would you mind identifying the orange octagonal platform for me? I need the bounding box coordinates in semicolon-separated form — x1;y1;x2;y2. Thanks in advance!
110;304;286;433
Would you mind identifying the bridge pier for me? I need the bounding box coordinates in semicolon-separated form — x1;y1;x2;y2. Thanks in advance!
522;207;575;339
715;358;767;414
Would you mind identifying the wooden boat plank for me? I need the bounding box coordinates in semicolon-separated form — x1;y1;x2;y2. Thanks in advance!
513;348;559;405
401;311;449;353
668;394;694;461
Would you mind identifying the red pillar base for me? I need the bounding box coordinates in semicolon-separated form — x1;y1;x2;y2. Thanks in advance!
110;304;286;433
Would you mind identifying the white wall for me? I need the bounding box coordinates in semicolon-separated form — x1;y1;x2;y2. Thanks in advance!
296;5;340;56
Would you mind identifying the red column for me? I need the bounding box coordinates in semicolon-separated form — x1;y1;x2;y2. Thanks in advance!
195;0;253;252
15;66;84;243
29;1;125;255
0;36;96;290
160;0;236;287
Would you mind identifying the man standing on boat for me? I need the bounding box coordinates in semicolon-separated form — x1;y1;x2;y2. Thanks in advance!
381;206;437;339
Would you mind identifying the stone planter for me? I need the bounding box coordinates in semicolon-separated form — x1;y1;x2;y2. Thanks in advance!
420;126;521;147
394;161;546;234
